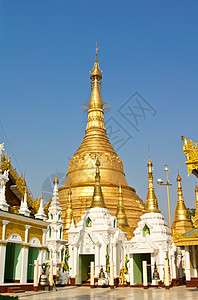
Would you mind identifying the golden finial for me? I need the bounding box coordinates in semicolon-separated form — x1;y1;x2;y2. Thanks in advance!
96;42;99;57
145;154;160;213
172;170;192;234
54;172;59;184
90;158;106;208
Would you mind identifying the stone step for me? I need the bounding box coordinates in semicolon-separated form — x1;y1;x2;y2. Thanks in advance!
7;287;25;293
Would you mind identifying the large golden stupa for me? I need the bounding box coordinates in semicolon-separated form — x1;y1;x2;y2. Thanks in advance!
59;48;145;236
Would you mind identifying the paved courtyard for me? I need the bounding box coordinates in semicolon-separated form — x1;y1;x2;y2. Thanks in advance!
1;286;198;300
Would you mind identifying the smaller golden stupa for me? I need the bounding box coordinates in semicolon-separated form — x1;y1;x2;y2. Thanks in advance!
145;156;160;213
116;184;133;239
64;187;74;232
172;171;192;234
91;158;106;208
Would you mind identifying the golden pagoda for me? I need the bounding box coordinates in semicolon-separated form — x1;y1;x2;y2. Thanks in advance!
172;171;193;234
59;46;144;234
116;184;133;239
145;156;160;213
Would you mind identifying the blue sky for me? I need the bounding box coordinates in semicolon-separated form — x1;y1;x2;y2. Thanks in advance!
0;0;198;224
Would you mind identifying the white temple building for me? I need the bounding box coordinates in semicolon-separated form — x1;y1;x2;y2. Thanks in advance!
124;157;182;286
67;159;126;285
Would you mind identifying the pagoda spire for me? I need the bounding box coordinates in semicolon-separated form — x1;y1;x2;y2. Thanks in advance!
191;183;198;228
116;184;133;239
91;158;106;208
145;156;160;213
19;186;30;217
172;171;192;234
35;195;46;221
195;183;198;217
116;184;129;226
86;44;106;131
65;187;74;230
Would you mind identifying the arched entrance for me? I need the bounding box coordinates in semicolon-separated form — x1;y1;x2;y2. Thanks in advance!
4;243;22;283
27;247;39;282
78;254;94;284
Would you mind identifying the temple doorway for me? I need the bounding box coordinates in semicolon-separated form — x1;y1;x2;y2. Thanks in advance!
133;253;151;285
78;254;94;284
4;243;22;283
27;247;39;282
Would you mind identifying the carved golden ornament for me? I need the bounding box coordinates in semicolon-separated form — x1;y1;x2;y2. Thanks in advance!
182;136;198;176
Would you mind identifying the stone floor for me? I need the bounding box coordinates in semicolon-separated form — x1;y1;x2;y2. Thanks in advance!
1;286;198;300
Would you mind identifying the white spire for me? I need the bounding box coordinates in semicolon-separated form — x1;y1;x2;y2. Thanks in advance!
18;188;30;217
35;196;46;221
70;218;75;229
0;169;9;212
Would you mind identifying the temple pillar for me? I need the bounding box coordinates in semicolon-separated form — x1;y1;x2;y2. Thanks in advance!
25;225;31;243
185;246;191;281
95;244;100;278
192;246;198;277
129;256;134;286
0;243;6;284
2;220;9;240
20;246;29;283
42;229;47;246
113;244;117;277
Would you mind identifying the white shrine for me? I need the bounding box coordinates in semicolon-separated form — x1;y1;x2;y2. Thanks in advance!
47;174;66;275
67;159;126;285
124;157;181;286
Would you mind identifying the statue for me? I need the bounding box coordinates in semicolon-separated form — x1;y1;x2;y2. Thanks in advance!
119;266;127;285
98;267;105;279
65;246;70;272
124;254;129;274
98;267;108;286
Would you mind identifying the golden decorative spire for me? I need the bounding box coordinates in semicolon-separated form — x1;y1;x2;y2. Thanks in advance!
172;171;192;234
195;183;198;216
191;183;198;228
145;156;160;213
116;184;133;239
54;172;59;184
91;158;106;208
65;186;74;230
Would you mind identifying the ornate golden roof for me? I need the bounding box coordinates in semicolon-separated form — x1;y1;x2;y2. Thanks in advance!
1;153;39;213
172;171;192;234
145;157;160;213
91;158;106;208
59;48;144;233
182;136;198;176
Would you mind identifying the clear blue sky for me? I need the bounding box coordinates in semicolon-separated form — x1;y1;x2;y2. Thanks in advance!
0;0;198;224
